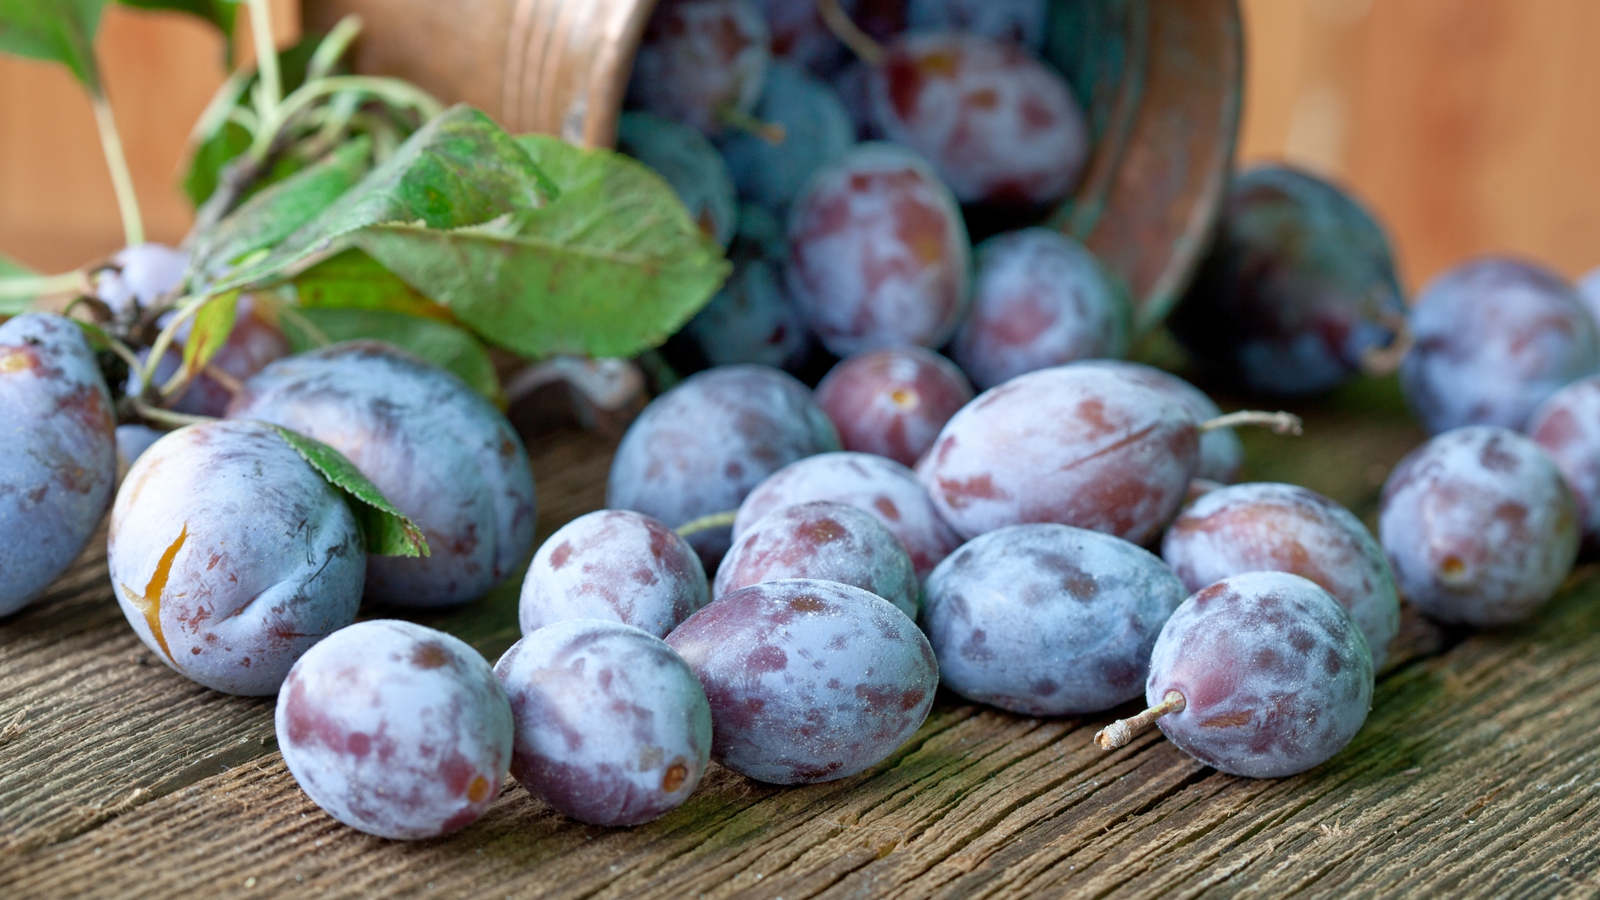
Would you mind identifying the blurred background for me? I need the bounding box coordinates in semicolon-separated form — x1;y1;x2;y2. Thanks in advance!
3;0;1598;290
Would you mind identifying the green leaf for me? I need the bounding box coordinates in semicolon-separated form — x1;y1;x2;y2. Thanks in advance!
213;105;556;291
117;0;234;41
0;253;39;316
190;136;373;285
290;249;450;320
281;307;502;403
0;0;107;89
177;290;238;388
266;424;430;558
183;119;252;208
350;133;728;358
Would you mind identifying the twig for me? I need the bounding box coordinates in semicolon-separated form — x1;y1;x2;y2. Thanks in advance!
1094;691;1186;750
676;511;738;538
1200;410;1303;436
817;0;886;66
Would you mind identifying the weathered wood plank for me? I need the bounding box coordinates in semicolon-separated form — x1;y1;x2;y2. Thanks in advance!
0;427;615;854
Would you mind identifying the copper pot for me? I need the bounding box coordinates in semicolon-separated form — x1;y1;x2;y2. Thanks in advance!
302;0;1242;331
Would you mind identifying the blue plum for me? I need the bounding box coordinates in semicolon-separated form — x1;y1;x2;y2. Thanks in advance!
919;365;1199;544
110;420;364;694
92;242;188;316
923;524;1185;716
1380;426;1578;627
951;229;1130;391
1528;375;1600;553
228;341;537;608
1072;360;1244;484
677;257;812;372
734;451;962;579
786;143;971;357
715;500;918;618
617;112;739;246
0;313;117;617
627;0;771;137
1120;571;1374;778
1401;257;1599;434
666;578;936;784
519;509;709;638
1169;165;1406;397
906;0;1049;51
607;365;840;565
496;619;712;826
867;33;1088;207
1162;482;1400;669
814;346;973;467
719;62;856;214
277;620;513;839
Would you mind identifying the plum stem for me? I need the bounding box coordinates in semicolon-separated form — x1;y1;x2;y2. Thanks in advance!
0;271;85;302
90;93;145;248
676;511;738;538
718;106;787;145
817;0;887;67
1095;691;1186;750
246;0;283;120
1200;410;1303;436
1361;312;1414;378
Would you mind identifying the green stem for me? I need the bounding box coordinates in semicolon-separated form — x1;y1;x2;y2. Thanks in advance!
138;293;210;400
307;15;364;82
246;0;282;120
90;93;144;247
249;76;445;160
676;511;738;538
0;272;83;301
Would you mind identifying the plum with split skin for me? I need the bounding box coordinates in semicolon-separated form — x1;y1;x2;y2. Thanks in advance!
277;620;513;839
227;341;536;608
0;313;117;617
109;419;364;695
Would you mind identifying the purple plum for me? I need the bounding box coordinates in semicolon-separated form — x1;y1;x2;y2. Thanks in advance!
814;346;974;468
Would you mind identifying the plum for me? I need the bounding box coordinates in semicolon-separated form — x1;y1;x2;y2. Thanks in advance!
720;63;857;215
114;423;164;470
735;451;962;579
755;0;852;75
617;112;739;246
496;620;712;826
228;341;536;608
1099;571;1373;779
951;229;1130;391
1072;360;1244;484
608;365;840;565
92;242;188;316
1528;375;1600;553
666;578;936;783
919;365;1201;544
906;0;1049;51
1400;257;1599;434
814;346;973;467
519;510;709;638
1169;165;1406;397
867;32;1088;207
715;500;918;618
627;0;771;137
923;524;1186;716
786;142;971;357
1380;426;1578;627
110;420;364;694
0;313;117;617
277;620;513;839
1162;482;1400;669
677;257;812;372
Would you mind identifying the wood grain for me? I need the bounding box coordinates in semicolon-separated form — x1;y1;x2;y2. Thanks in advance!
7;381;1598;899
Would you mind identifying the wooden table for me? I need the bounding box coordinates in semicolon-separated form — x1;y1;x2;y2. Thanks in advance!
5;376;1600;899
